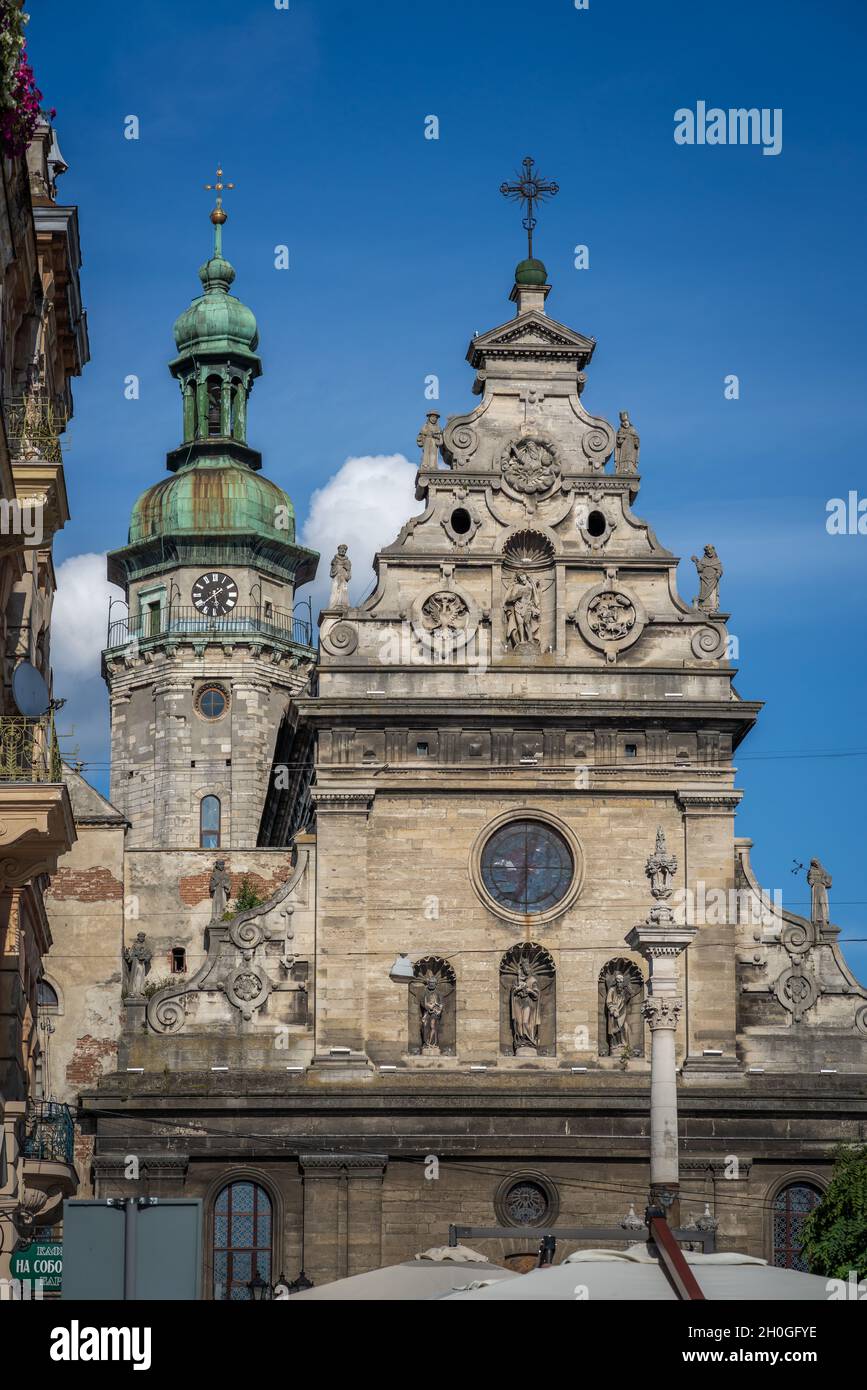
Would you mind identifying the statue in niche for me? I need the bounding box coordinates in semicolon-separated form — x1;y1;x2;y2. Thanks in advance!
503;570;541;648
417;411;443;470
409;956;456;1055
419;973;444;1053
209;860;231;921
329;544;352;609
691;544;723;613
615;411;640;475
510;962;541;1054
807;859;832;927
500;944;556;1057
598;959;644;1056
123;932;152;997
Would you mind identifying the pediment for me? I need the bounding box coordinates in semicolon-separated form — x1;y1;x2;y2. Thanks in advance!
469;311;596;367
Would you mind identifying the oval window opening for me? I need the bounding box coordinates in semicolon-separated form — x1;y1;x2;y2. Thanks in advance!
587;510;607;538
450;507;472;535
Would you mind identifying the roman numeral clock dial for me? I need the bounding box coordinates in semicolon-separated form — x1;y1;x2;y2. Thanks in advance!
191;572;239;617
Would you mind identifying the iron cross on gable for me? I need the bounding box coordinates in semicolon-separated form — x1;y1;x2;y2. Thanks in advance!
500;156;559;259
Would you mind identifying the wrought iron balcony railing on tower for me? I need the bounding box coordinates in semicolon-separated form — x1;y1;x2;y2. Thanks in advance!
0;714;63;783
105;602;314;651
22;1101;75;1165
3;393;67;464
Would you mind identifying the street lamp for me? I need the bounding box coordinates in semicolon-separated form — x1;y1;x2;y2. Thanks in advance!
388;953;415;983
247;1268;272;1301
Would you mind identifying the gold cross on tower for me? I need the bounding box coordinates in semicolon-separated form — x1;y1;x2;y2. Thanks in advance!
204;163;235;225
500;156;559;260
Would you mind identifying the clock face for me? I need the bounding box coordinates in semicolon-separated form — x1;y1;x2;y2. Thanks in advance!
191;572;239;617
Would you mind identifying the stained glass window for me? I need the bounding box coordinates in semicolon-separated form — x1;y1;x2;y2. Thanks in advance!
480;820;573;915
772;1183;820;1271
213;1180;272;1300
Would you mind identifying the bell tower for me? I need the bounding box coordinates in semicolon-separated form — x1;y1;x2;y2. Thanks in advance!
102;169;318;850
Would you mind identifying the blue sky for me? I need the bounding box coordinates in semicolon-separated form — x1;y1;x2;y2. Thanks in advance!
27;0;867;974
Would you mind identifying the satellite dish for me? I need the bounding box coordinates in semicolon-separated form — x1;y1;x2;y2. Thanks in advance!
12;662;50;717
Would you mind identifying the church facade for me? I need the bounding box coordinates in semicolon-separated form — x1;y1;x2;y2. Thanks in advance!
43;198;867;1295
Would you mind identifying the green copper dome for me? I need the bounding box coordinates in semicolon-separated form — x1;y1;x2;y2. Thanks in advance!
171;252;260;358
514;257;548;286
129;458;295;544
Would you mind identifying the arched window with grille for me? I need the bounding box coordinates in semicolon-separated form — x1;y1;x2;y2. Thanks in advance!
200;795;221;849
213;1180;272;1300
772;1182;821;1270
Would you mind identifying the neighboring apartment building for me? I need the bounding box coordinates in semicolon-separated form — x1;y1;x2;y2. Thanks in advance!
0;104;89;1280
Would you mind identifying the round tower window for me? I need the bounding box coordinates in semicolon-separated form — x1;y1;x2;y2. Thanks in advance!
196;686;228;721
480;819;574;916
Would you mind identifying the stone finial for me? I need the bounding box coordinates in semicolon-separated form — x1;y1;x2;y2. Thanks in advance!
645;827;677;922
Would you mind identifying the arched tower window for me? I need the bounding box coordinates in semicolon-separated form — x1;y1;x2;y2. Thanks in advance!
206;376;222;436
200;795;221;849
772;1182;821;1270
213;1180;272;1300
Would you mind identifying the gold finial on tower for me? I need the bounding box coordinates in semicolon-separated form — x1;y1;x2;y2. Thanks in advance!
205;163;235;225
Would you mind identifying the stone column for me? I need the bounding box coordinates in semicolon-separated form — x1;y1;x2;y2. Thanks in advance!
626;827;695;1223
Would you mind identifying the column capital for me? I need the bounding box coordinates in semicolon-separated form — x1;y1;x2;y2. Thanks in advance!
642;996;682;1031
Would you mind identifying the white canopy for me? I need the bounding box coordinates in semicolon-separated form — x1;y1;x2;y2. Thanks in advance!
440;1246;832;1301
287;1246;517;1301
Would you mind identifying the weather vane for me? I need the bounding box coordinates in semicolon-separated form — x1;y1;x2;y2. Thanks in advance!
500;156;559;260
204;163;235;225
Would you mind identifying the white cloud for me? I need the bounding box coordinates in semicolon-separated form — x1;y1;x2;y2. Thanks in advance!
51;553;121;779
299;453;422;613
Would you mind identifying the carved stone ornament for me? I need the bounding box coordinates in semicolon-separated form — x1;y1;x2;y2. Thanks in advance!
499;435;561;499
499;942;556;1057
420;591;470;642
411;580;479;654
587;590;636;642
569;568;647;662
146;852;310;1034
598;958;645;1056
691;624;727;660
774;964;819;1022
321;620;358;657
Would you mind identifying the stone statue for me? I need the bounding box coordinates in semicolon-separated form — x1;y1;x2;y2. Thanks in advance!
209;859;231;921
419;973;444;1053
329;544;351;610
503;570;541;648
615;411;640;475
605;972;632;1050
807;859;832;927
417;411;443;470
510;963;541;1054
123;932;152;997
691;544;723;613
